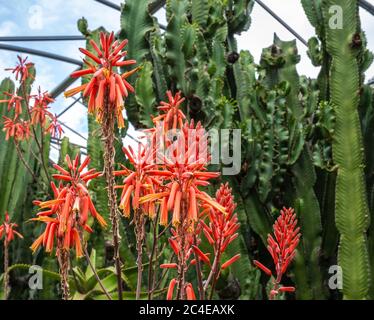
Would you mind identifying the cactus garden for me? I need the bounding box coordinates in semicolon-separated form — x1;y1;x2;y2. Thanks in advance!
0;0;374;301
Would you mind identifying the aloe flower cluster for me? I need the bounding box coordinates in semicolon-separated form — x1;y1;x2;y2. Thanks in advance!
31;155;106;257
1;58;63;141
64;31;139;300
115;91;239;300
199;183;241;296
64;31;137;128
30;154;106;299
254;207;301;299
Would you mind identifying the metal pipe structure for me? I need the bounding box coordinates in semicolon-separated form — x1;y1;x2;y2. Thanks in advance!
0;43;83;66
49;67;81;99
59;121;88;141
0;35;85;42
360;0;374;16
56;97;82;118
94;0;121;11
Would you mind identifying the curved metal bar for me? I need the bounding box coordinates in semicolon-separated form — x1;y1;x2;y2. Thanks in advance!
360;0;374;16
0;35;85;42
59;121;87;141
94;0;121;11
0;43;83;66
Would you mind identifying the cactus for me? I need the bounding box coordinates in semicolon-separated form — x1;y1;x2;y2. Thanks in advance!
323;0;370;299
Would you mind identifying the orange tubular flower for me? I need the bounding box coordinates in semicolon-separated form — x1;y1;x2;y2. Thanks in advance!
253;207;301;299
140;119;224;228
0;212;23;243
153;91;186;131
30;155;106;258
2;116;31;141
0;92;23;116
31;88;54;126
115;142;158;218
5;55;34;82
64;31;138;128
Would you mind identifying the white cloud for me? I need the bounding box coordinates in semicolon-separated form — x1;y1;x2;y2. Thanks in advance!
0;20;19;36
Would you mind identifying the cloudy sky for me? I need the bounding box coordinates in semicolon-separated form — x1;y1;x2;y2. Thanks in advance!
0;0;373;160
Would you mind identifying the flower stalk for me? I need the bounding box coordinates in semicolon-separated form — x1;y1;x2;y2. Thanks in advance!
134;210;145;299
102;90;123;300
0;212;23;300
57;240;70;300
3;239;9;300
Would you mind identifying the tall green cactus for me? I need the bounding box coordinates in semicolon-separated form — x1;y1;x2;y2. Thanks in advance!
323;0;370;299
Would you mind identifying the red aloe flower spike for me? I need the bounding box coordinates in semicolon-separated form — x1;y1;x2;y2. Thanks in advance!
253;207;301;300
64;31;138;128
198;183;240;296
4;55;34;82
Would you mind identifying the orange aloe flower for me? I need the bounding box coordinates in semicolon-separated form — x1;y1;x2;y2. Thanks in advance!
152;91;186;131
30;88;54;126
115;141;160;218
4;55;34;82
64;31;138;128
253;207;301;299
140;120;224;228
30;155;106;257
0;212;23;243
2;116;31;141
0;92;23;116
